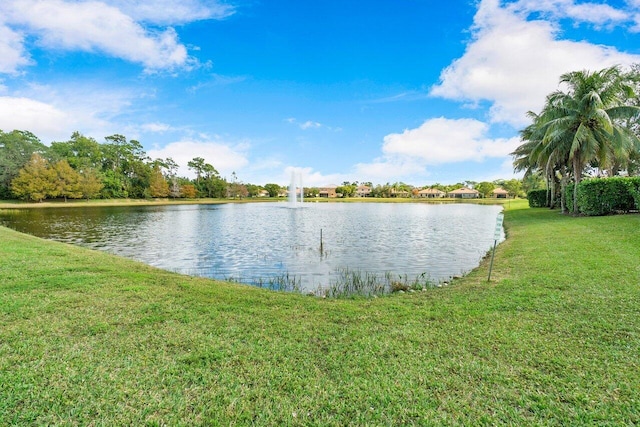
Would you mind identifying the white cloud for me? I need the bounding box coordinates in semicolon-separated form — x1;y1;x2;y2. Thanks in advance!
0;96;70;138
188;74;247;93
281;166;354;188
147;139;250;178
473;158;522;182
0;0;228;72
381;117;520;164
108;0;235;25
353;157;427;183
300;121;322;130
285;117;324;130
513;0;629;27
623;0;640;31
0;24;31;74
431;0;640;126
140;122;174;133
349;117;521;184
0;82;140;142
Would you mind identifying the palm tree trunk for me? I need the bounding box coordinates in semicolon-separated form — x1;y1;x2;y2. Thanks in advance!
560;172;568;214
572;156;582;215
548;174;556;209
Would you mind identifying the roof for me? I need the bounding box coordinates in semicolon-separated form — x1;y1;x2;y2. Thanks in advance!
418;188;445;194
492;187;509;194
448;187;479;194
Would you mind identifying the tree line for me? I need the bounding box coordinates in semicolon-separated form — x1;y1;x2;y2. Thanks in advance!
512;64;640;214
0;131;258;202
1;129;533;203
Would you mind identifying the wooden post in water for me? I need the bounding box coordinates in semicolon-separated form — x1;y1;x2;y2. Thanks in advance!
320;228;323;253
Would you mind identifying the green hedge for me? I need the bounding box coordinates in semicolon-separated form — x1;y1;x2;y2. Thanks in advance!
626;176;640;210
565;177;640;216
576;177;635;216
527;189;548;207
565;185;574;213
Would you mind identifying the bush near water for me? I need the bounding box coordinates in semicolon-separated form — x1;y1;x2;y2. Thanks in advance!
527;189;548;208
529;176;640;215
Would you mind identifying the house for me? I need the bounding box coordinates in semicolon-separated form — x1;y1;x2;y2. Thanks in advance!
390;188;410;198
418;188;445;198
319;186;338;198
447;187;480;199
355;185;372;197
492;187;509;198
257;189;270;197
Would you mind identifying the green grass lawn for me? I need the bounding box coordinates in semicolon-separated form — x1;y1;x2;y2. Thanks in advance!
1;200;638;425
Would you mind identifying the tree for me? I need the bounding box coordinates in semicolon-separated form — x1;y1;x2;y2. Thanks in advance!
228;183;248;199
152;157;180;198
513;66;640;213
169;178;182;198
475;181;495;198
101;134;150;198
245;184;262;197
0;130;47;199
521;171;545;194
501;179;523;198
180;184;197;198
50;132;102;170
264;183;281;197
101;169;127;198
53;160;82;201
78;169;104;200
536;67;640;213
187;157;206;184
305;187;319;198
149;166;169;198
10;153;57;202
336;184;355;198
513;110;571;210
202;163;222;197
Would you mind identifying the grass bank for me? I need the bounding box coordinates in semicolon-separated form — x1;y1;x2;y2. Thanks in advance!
1;201;638;425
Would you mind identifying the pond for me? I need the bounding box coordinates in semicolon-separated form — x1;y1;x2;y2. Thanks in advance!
0;202;504;293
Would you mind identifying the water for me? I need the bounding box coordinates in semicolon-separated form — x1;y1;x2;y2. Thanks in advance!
0;202;504;291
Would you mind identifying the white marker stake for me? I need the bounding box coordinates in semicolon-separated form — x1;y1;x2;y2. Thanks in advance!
488;213;504;282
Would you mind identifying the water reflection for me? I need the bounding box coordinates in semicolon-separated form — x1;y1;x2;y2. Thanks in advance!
0;202;504;290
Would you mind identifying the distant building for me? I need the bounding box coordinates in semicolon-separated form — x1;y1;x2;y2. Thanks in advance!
447;187;480;199
355;185;372;197
418;188;445;198
390;188;410;198
319;186;338;198
492;187;509;198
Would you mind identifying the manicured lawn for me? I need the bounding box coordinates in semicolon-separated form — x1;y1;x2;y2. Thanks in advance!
1;200;638;425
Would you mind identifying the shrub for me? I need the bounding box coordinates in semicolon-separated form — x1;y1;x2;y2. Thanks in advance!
565;185;574;213
626;176;640;210
575;177;635;216
527;189;548;207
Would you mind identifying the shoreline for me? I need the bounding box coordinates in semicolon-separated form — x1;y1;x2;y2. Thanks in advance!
0;196;515;210
0;198;511;295
2;201;639;424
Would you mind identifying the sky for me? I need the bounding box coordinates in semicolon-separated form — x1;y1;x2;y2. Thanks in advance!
1;0;639;187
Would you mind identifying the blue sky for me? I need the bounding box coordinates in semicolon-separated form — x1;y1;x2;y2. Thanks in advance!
1;0;639;186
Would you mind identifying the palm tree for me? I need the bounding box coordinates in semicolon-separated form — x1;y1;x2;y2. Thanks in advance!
516;66;640;214
513;110;571;211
